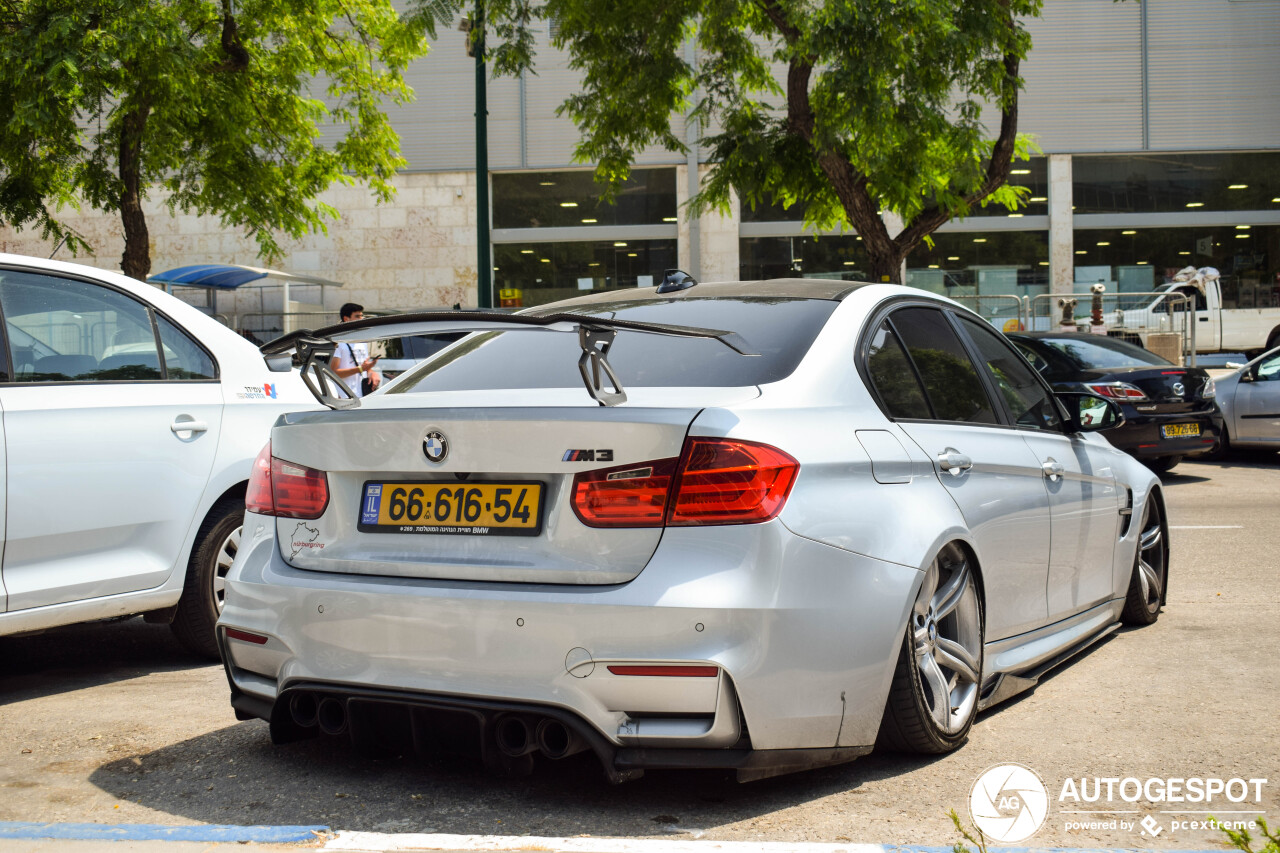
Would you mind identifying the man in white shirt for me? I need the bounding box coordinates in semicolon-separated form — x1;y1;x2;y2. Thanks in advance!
328;302;381;397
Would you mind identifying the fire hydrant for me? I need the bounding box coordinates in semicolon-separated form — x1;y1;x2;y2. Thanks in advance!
1057;297;1078;331
1089;282;1107;334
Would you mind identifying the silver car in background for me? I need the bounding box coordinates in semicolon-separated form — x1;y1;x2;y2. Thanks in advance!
1213;346;1280;454
218;278;1168;782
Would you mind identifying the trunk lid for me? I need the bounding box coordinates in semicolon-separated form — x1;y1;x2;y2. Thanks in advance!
269;387;758;584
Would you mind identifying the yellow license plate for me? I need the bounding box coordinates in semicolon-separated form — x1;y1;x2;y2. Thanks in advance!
358;481;543;536
1161;423;1201;439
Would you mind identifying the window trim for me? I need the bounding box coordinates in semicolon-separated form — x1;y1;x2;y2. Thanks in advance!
0;265;221;386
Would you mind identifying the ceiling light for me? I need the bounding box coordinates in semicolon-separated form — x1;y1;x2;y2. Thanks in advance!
588;262;600;267
1011;169;1031;175
1030;196;1047;202
581;218;597;224
792;258;802;263
1096;241;1111;246
1228;184;1247;190
1039;261;1049;266
539;181;555;186
856;236;862;241
973;238;987;243
627;252;637;257
1137;261;1149;265
1273;198;1280;203
843;261;855;266
928;264;940;269
559;202;578;208
1236;225;1251;230
1008;213;1024;218
1236;234;1250;239
493;267;499;271
662;217;677;222
613;242;627;247
1179;251;1191;255
540;258;550;263
520;249;534;254
1076;250;1087;255
947;256;960;261
1122;230;1137;235
1186;202;1204;208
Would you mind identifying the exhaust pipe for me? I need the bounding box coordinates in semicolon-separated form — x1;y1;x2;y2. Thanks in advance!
535;718;587;760
494;715;537;757
289;692;319;728
317;697;348;736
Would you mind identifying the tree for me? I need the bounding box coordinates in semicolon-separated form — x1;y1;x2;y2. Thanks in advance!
0;0;453;280
462;0;1041;284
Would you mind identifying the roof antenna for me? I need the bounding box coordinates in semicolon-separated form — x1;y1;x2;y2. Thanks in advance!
49;235;69;259
656;269;698;293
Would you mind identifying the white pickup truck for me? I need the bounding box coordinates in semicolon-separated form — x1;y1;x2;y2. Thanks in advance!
1104;268;1280;355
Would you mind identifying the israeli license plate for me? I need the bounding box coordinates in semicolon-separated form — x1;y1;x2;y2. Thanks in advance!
1161;423;1201;439
358;481;544;536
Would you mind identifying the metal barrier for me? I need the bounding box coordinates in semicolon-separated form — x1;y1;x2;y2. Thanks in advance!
1028;291;1196;366
237;311;343;340
950;295;1031;333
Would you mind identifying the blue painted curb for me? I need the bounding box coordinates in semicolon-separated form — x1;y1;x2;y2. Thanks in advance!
892;848;1227;853
0;821;329;843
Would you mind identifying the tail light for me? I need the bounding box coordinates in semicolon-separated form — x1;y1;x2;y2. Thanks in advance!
244;441;329;519
1202;377;1216;399
572;438;799;528
1087;381;1149;402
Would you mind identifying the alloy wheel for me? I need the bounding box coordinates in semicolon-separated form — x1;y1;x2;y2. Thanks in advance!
910;548;983;735
1136;502;1165;612
212;526;241;614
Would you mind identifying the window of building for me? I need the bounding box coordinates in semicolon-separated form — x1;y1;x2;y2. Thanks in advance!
492;168;677;229
905;231;1050;298
739;235;870;280
1072;225;1279;308
1073;153;1280;215
492;239;678;307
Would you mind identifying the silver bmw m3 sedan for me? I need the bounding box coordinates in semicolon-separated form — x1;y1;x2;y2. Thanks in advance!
219;276;1168;782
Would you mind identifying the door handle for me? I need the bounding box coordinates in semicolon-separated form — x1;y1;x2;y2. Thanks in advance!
937;449;972;477
1042;458;1066;481
171;418;209;435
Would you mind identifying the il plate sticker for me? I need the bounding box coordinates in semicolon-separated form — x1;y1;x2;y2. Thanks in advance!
361;484;383;526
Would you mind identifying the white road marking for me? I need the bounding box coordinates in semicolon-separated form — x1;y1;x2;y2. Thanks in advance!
1168;525;1244;529
324;833;887;853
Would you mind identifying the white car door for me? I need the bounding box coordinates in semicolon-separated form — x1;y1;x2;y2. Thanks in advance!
0;268;223;611
1234;351;1280;444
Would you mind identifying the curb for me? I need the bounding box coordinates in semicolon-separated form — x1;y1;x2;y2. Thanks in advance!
0;822;328;844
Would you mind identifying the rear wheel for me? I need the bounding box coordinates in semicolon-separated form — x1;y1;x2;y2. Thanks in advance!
878;543;983;754
1145;455;1182;476
171;499;243;659
1121;497;1166;625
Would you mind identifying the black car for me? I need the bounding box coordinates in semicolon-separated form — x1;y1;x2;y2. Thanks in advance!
1008;332;1223;474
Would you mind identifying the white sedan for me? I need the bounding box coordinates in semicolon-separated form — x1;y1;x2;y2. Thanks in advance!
0;253;315;657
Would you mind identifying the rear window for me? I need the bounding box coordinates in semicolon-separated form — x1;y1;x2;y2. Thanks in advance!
388;297;838;393
1029;336;1171;369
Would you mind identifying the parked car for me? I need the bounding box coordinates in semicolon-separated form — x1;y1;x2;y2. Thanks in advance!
1008;332;1222;475
1210;345;1280;455
218;277;1168;782
375;332;465;380
0;253;316;657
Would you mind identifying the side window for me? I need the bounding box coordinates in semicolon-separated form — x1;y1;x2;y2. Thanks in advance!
959;317;1063;431
156;315;216;380
1014;342;1050;375
865;320;931;419
889;307;998;425
1254;353;1280;381
1;270;161;382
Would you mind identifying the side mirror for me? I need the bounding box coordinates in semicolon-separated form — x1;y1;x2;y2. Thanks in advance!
1058;392;1125;432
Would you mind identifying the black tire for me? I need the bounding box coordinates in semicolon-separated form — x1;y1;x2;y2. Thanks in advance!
877;544;984;754
1121;496;1166;626
1145;455;1182;476
171;498;244;659
1203;429;1230;460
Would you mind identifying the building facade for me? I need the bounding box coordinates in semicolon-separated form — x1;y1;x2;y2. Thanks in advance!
1;0;1277;317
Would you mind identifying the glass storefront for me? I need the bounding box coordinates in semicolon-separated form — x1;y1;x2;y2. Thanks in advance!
492;168;677;229
739;158;1047;223
1073;225;1280;308
492;239;678;308
739;235;871;280
905;231;1050;297
1073;153;1280;214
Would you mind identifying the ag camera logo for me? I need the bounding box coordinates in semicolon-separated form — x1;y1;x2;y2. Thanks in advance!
970;763;1050;843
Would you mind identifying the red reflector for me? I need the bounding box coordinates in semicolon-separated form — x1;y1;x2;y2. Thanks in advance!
225;628;268;645
245;443;274;515
271;456;329;519
668;438;799;526
607;665;719;677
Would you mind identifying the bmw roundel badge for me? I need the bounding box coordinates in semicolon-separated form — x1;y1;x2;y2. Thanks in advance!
423;430;449;463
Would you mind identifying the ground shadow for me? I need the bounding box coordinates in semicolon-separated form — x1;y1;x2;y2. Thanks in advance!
0;617;213;706
86;718;949;837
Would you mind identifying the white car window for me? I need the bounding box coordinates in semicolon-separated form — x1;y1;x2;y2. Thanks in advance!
156;314;217;380
1256;353;1280;381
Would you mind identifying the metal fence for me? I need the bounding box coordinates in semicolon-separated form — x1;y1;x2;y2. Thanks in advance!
949;295;1031;333
1028;291;1196;365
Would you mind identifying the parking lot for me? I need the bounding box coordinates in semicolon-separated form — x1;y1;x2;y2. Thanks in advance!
1;452;1276;850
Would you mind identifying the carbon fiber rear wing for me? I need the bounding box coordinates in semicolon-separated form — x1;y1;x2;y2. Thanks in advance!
260;311;758;410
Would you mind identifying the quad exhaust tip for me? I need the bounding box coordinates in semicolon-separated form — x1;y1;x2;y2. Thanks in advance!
316;697;348;736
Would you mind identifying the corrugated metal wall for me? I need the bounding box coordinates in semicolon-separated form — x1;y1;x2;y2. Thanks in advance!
394;0;1279;172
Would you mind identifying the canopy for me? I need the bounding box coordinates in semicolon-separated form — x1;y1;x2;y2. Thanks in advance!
148;264;342;290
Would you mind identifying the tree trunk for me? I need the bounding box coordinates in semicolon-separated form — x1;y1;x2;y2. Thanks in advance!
867;247;906;286
118;102;151;281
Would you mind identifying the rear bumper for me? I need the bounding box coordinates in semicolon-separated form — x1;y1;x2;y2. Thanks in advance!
1108;407;1224;458
219;512;921;768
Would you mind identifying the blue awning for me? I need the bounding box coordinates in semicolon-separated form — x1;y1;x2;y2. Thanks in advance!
148;264;342;290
